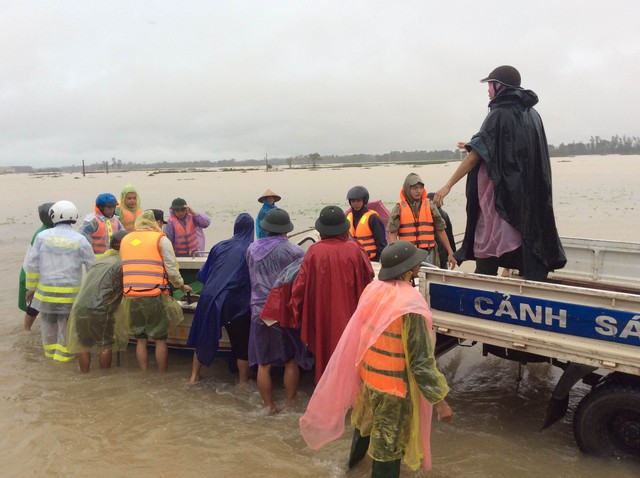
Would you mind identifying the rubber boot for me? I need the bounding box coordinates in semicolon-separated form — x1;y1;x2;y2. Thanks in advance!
371;459;401;478
348;428;370;468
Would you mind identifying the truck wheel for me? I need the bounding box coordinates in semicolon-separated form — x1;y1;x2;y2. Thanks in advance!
573;382;640;458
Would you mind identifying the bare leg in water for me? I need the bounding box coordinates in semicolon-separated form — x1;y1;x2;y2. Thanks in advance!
257;363;278;414
98;348;113;369
136;338;149;371
283;359;299;409
188;353;202;384
237;359;250;386
155;339;168;372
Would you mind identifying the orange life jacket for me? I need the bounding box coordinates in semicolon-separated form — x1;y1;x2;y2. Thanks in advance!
91;213;123;254
120;230;170;297
347;210;379;259
359;316;408;398
119;207;143;232
167;216;199;256
398;189;436;250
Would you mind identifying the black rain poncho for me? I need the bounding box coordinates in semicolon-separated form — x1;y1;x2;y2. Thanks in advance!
457;87;566;272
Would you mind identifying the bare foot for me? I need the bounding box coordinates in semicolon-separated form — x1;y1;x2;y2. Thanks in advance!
266;403;280;415
186;374;202;385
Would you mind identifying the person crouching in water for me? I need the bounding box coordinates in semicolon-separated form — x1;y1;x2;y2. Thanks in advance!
120;210;192;372
67;230;130;373
81;193;125;256
300;241;453;478
24;201;95;363
346;186;387;261
187;213;255;385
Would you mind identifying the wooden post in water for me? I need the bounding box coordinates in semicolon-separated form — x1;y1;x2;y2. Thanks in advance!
82;160;85;177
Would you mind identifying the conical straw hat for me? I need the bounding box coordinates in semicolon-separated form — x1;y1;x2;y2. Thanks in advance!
258;189;282;203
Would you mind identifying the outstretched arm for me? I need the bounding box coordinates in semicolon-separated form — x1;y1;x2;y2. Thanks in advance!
432;147;481;207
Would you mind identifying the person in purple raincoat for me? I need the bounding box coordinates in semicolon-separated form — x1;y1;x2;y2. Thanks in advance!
246;208;313;414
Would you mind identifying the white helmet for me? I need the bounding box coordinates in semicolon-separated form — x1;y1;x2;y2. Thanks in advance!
49;200;79;225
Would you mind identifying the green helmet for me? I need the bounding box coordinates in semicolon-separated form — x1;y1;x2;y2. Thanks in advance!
378;240;428;281
261;208;294;234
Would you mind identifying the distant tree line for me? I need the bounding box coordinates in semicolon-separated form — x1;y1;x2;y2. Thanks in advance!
548;135;640;157
7;134;640;173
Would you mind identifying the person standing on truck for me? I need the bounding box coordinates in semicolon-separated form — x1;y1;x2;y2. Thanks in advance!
164;197;211;257
120;210;192;372
346;185;387;262
291;206;374;383
187;213;255;385
300;240;453;478
387;173;456;269
432;65;566;280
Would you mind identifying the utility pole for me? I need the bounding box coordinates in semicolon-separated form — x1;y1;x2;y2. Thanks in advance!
265;153;269;172
82;160;86;177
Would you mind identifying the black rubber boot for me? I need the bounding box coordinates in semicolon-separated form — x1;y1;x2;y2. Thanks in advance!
348;428;370;468
371;459;401;478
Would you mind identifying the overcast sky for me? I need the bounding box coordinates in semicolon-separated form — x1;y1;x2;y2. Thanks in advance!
1;1;639;167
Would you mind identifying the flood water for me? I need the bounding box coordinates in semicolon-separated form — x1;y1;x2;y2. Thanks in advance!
1;156;639;477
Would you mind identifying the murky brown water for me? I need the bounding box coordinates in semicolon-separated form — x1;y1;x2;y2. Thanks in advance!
2;157;639;477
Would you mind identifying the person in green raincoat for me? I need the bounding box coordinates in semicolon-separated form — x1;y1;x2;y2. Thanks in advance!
67;230;130;373
19;202;54;331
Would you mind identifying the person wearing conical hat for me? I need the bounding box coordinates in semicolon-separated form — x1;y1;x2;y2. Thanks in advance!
255;189;281;239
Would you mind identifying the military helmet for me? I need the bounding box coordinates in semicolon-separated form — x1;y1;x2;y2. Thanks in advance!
378;240;428;281
480;65;521;87
261;208;294;234
315;205;350;236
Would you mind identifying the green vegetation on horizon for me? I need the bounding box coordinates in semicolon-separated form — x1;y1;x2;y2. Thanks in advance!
5;134;640;174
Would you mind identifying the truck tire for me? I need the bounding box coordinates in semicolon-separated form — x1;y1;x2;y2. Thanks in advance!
573;382;640;458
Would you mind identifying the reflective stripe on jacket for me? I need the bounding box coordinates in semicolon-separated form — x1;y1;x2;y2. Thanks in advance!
121;230;170;297
167;216;199;256
91;215;123;254
359;316;408;398
34;283;81;304
398;189;436;250
119;208;142;232
347;210;379;259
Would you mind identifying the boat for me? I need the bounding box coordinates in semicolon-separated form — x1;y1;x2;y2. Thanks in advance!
165;228;323;353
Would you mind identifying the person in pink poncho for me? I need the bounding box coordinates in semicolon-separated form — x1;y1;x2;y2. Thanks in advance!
300;240;453;478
